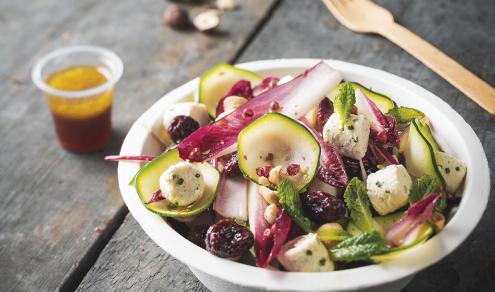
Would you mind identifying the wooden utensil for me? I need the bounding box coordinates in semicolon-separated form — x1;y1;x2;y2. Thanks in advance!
322;0;495;115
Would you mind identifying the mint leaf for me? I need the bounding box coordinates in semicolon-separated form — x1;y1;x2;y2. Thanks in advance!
334;82;356;129
344;177;375;233
409;175;445;212
387;106;425;123
278;179;314;233
330;231;389;262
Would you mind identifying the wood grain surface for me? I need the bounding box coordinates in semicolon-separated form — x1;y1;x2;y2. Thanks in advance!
2;0;494;291
0;0;277;291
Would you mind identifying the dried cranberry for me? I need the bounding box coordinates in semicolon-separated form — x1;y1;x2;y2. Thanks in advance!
224;153;241;177
188;224;210;249
342;157;377;180
362;157;378;175
242;108;254;118
205;220;254;258
168;115;200;143
315;97;333;132
286;164;300;176
256;165;272;178
270;101;281;112
300;191;348;224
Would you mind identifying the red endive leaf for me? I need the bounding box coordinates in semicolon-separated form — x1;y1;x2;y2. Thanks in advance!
385;192;441;246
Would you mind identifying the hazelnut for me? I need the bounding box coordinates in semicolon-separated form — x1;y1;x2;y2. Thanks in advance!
193;9;220;32
162;5;190;29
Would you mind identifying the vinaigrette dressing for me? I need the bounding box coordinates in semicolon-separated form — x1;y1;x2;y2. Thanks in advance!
45;66;113;152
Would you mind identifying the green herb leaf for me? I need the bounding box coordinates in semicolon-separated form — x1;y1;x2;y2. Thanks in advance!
343;178;375;233
387;106;425;123
278;179;314;233
334;82;356;129
409;175;445;212
331;231;389;262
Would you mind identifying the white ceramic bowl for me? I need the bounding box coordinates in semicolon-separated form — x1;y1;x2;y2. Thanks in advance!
117;59;490;292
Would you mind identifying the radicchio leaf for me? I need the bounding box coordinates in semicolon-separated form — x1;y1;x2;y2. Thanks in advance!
215;80;254;117
315;97;334;133
355;89;389;143
385;115;400;147
213;175;248;221
178;62;342;162
252;77;280;96
370;143;399;165
145;189;165;204
301;118;349;188
256;209;292;268
105;155;157;162
385;192;441;247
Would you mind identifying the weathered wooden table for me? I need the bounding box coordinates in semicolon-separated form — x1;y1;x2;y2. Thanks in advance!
1;0;494;291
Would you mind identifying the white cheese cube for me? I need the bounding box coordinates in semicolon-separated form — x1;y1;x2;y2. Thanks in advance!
367;165;412;215
435;151;467;193
163;102;210;128
277;233;334;272
323;113;370;160
159;162;205;206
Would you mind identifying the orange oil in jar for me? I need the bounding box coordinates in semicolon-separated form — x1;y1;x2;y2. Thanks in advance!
45;66;113;152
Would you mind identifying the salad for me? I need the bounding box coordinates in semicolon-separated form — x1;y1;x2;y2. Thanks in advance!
107;61;467;272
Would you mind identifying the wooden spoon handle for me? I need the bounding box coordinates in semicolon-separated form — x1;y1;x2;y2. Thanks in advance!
378;22;495;115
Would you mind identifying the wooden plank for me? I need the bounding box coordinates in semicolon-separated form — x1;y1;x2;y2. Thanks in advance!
76;216;207;292
77;0;495;291
0;0;277;291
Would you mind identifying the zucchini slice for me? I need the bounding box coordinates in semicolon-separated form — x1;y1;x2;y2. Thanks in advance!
198;64;262;117
328;82;395;113
404;119;446;187
135;149;220;217
237;113;320;190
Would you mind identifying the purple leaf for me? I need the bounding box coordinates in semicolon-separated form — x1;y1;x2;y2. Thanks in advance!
252;77;279;96
105;155;157;162
215;80;254;117
355;89;389;143
315;97;334;133
385;115;400;147
301;117;349;188
145;189;165;204
370;143;399;165
385;192;441;246
256;209;292;268
178;62;342;162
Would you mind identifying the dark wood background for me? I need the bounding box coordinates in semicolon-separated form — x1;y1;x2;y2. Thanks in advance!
0;0;493;291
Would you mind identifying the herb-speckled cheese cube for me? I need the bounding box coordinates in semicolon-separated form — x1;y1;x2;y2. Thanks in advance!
159;162;205;206
435;151;467;193
277;233;334;272
367;165;412;215
323;113;370;160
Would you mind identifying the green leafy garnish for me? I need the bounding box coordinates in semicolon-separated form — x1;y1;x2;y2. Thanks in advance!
343;178;375;233
330;231;389;262
387;106;425;123
409;175;445;212
334;82;356;129
278;179;314;233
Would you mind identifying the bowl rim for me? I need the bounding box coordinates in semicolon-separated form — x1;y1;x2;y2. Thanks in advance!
117;59;490;291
